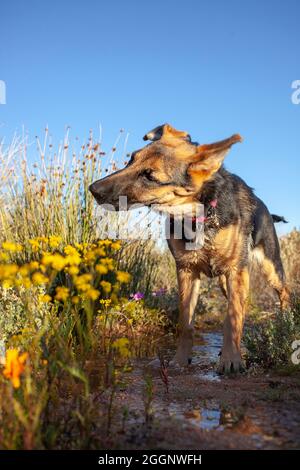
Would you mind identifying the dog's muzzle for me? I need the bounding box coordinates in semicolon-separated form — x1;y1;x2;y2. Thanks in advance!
89;182;106;204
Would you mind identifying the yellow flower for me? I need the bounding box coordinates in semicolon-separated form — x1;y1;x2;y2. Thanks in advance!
0;263;18;277
0;264;18;287
28;239;40;252
52;254;67;271
112;338;130;358
41;253;54;265
101;240;112;246
55;286;69;301
65;265;79;276
86;288;100;300
99;298;112;307
0;252;9;261
3;349;28;388
49;235;62;249
96;247;106;257
2;279;13;288
71;295;80;304
29;261;39;270
18;265;29;277
111;241;121;250
78;283;91;292
37;236;48;244
64;245;81;265
101;257;115;270
100;280;112;294
39;294;52;303
74;273;92;292
42;253;66;271
97;241;106;256
2;241;23;252
83;246;105;263
95;264;108;275
84;250;97;263
21;277;31;288
116;271;131;283
32;272;49;285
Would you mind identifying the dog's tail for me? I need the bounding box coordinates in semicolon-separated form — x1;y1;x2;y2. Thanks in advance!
272;214;288;224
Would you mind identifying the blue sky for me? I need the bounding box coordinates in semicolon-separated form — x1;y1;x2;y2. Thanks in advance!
0;0;299;234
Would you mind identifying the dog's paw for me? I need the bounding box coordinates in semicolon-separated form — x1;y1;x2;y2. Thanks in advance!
217;351;245;375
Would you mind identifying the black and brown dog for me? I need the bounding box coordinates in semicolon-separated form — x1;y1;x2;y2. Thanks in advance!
89;124;290;373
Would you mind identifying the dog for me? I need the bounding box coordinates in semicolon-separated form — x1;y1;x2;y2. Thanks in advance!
89;124;290;373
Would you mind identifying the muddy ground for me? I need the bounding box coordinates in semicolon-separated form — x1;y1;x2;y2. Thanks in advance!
101;331;300;450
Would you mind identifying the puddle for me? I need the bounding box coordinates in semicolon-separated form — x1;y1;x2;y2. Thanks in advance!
157;401;221;431
183;407;221;430
166;401;273;443
193;332;222;365
199;370;220;381
149;331;222;381
155;332;222;366
193;332;222;381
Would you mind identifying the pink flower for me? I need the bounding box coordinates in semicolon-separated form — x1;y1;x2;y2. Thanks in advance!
210;199;218;208
130;292;144;301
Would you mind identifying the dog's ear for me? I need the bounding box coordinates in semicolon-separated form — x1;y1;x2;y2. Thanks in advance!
188;134;242;182
143;124;165;142
143;124;191;143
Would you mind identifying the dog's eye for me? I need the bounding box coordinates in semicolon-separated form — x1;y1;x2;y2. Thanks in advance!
141;169;157;182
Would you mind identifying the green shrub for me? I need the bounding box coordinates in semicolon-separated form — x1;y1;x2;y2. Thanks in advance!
244;305;300;369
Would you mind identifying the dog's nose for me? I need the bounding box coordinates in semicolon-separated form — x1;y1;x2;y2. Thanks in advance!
89;182;105;201
89;182;100;197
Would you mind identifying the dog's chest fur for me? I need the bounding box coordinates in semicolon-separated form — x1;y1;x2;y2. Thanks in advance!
168;221;247;277
166;169;256;276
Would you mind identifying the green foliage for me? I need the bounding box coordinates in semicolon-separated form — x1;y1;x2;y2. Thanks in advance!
244;305;300;369
0;288;26;343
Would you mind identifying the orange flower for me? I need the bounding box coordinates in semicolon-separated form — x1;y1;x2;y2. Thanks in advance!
3;349;28;388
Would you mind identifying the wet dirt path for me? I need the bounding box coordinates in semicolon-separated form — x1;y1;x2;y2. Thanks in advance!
112;332;300;449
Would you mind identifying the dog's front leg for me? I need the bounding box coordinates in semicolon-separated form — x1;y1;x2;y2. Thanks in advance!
218;268;249;374
172;268;200;367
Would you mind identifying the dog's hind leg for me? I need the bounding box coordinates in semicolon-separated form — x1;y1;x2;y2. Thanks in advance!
251;245;290;310
218;267;249;374
263;260;290;310
172;268;200;367
251;201;290;310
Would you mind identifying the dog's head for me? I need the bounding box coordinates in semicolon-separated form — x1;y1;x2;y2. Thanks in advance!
89;124;242;210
